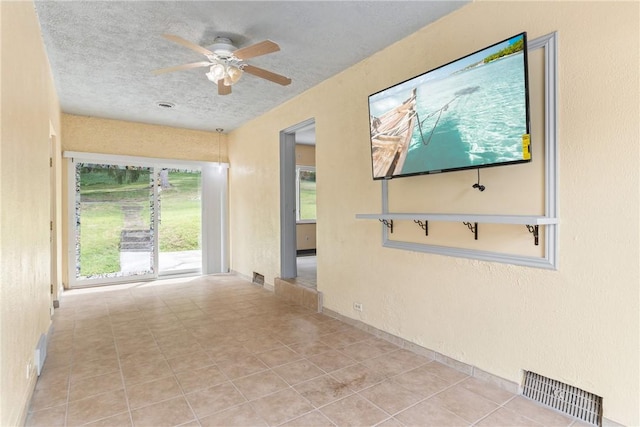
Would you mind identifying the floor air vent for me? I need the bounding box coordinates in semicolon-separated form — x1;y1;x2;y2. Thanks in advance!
522;371;602;426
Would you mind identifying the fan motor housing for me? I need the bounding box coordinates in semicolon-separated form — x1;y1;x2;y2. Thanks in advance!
208;37;236;57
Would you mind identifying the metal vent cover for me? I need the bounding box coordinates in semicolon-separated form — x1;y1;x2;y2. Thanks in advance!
522;371;602;426
34;333;48;376
252;272;265;286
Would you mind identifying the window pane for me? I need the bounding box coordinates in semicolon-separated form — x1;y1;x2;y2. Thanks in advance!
299;170;316;220
77;163;153;279
158;169;202;273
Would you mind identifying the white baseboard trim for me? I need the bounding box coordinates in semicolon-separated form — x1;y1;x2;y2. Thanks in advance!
322;307;518;394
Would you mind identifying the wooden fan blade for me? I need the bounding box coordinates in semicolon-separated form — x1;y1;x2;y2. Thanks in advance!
218;80;231;95
162;34;213;56
152;61;212;75
243;64;291;86
233;40;280;60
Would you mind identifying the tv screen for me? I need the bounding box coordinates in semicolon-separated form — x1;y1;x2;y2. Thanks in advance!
368;32;531;180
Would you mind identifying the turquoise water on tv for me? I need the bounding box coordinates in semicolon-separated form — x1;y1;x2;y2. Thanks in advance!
400;53;528;175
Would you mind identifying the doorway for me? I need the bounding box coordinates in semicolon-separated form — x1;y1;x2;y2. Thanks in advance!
280;118;317;287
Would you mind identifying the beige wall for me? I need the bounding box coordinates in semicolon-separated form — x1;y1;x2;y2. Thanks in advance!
228;2;639;424
296;144;316;251
0;2;62;425
62;114;228;163
296;223;316;251
295;143;315;166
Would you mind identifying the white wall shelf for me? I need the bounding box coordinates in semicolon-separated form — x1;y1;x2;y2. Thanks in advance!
355;213;558;225
356;213;557;245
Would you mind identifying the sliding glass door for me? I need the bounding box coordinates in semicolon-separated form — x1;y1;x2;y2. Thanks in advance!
75;163;155;282
157;168;202;275
68;154;228;288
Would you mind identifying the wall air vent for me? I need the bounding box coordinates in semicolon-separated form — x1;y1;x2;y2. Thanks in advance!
34;333;48;376
252;272;264;286
522;371;602;426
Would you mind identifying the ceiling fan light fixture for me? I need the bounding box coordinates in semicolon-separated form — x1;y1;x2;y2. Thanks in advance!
156;34;291;94
206;63;226;83
226;65;243;85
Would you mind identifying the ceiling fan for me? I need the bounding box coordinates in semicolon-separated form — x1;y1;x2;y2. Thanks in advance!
154;34;292;95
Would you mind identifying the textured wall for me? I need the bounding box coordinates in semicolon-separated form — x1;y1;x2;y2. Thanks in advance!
228;2;639;424
62;114;228;163
295;144;315;167
0;2;62;425
296;223;316;251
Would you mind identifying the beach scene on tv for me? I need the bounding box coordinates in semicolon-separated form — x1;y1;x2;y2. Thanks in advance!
369;34;529;179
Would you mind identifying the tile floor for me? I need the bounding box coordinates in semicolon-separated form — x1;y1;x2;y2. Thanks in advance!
26;274;586;427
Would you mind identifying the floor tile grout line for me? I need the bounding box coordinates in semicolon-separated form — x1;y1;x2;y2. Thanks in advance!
115;301;147;427
138;294;206;426
470;405;505;426
494;394;572;427
109;294;137;427
59;299;103;426
361;373;473;424
41;316;72;426
118;288;207;426
176;305;268;425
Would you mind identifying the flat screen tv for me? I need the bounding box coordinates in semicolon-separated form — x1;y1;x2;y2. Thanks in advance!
368;32;531;180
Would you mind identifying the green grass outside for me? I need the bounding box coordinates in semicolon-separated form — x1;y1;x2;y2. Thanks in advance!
79;203;123;275
299;179;317;220
158;172;201;251
78;168;201;276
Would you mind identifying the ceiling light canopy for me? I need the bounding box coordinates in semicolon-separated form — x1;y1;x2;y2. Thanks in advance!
208;37;235;58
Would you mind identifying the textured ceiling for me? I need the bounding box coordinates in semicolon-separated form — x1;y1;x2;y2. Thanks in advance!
34;1;468;133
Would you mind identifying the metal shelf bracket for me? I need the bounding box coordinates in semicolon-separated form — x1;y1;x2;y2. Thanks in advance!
463;221;478;240
414;220;429;236
526;224;539;246
379;219;393;233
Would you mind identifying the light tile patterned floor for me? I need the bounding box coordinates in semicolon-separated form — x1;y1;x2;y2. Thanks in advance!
26;274;583;427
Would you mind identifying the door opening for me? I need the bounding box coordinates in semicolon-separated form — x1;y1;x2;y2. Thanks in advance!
280;118;316;286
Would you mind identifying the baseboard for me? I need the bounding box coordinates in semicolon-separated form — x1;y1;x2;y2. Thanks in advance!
321;307;519;394
18;373;38;427
18;321;53;426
